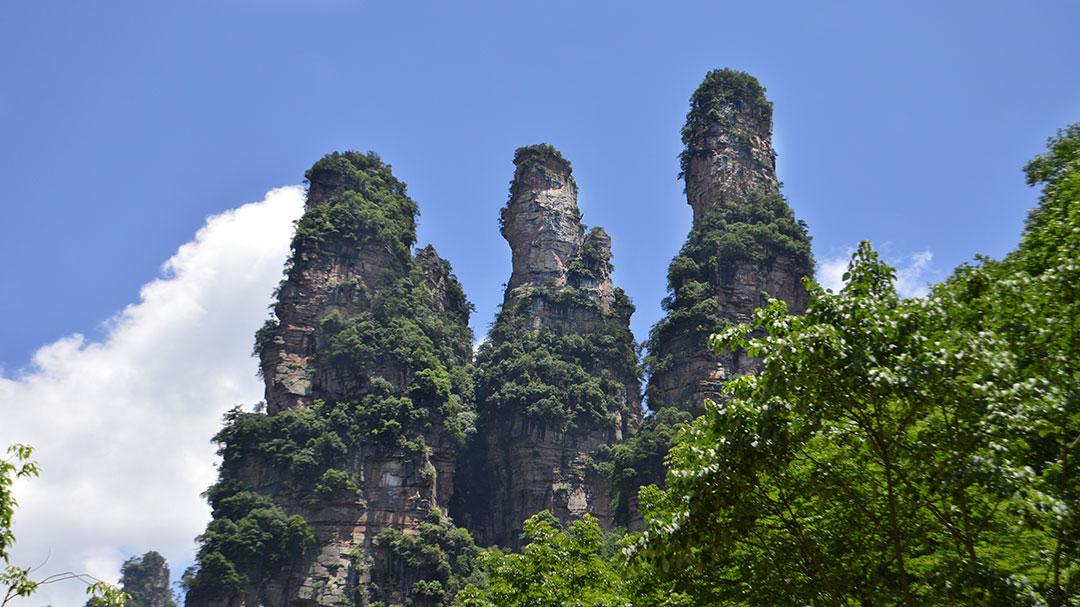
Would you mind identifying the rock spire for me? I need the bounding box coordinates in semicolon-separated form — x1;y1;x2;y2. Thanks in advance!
453;144;642;547
186;152;478;607
647;68;814;415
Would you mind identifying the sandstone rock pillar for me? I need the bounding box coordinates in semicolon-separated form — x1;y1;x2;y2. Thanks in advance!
646;69;813;416
453;145;641;547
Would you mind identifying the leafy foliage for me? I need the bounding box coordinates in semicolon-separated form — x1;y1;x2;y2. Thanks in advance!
295;151;418;264
1;444;40;607
645;188;813;408
320;261;474;399
605;406;692;506
631;122;1080;607
457;512;630;607
2;444;126;607
186;491;315;596
374;511;485;606
643;244;1055;603
0;444;37;565
455;511;691;607
513;144;571;174
638;121;1080;604
474;301;638;430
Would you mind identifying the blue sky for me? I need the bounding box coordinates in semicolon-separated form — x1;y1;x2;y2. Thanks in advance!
3;1;1078;368
0;3;1078;601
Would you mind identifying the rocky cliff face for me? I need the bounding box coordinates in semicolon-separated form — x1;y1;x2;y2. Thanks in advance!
452;145;642;547
186;152;479;607
182;68;812;603
500;150;582;293
681;72;780;223
645;69;814;418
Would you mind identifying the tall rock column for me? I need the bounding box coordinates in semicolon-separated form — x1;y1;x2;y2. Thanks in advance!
647;69;814;417
612;70;814;529
452;145;642;547
624;71;815;510
185;152;480;607
682;70;780;223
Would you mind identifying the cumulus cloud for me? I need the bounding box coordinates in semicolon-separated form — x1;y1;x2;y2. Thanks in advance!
0;186;304;606
816;246;935;298
816;253;851;294
894;250;935;298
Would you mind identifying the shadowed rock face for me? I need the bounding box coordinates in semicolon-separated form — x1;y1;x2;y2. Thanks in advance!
453;145;641;548
648;69;813;417
188;152;474;607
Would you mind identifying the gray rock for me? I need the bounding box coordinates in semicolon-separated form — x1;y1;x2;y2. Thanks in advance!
455;145;642;548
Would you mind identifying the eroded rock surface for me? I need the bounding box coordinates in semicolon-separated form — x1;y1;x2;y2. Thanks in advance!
646;69;814;418
453;145;642;548
187;152;476;607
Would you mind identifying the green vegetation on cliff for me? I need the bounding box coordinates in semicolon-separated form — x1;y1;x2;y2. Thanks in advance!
186;152;478;606
473;301;638;431
635;124;1080;605
374;511;486;606
645;189;813;389
296;151;418;263
679;68;771;181
105;551;176;607
478;145;639;432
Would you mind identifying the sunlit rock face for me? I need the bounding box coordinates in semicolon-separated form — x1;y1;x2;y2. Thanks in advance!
453;145;642;549
647;69;814;416
187;152;474;607
501;148;582;292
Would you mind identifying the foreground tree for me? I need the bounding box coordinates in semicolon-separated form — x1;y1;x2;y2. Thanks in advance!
455;511;689;607
639;124;1080;605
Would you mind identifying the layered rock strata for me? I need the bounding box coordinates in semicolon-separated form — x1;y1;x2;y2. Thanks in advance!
645;69;814;418
186;152;476;607
453;145;642;547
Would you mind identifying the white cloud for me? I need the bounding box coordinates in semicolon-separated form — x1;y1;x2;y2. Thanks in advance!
894;250;934;298
0;186;304;606
816;247;935;298
816;251;852;294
